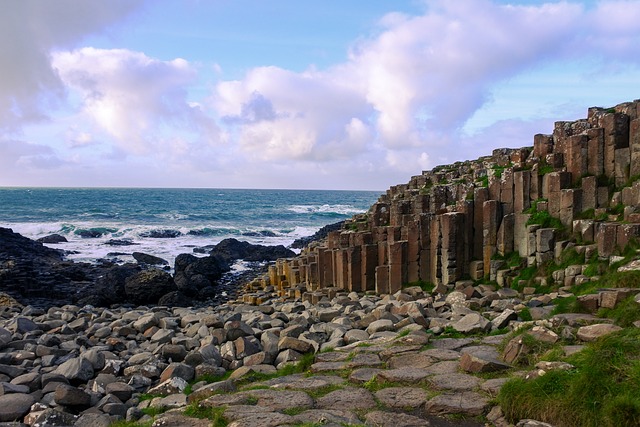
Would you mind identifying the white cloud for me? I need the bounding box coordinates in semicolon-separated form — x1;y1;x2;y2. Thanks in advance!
52;48;221;155
214;66;373;162
0;0;145;131
209;0;640;182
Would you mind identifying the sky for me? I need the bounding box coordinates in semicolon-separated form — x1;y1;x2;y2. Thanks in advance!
1;0;639;191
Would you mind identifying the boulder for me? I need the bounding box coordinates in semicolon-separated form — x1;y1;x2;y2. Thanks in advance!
0;393;35;421
577;324;623;342
54;384;91;407
209;238;295;263
124;269;176;304
452;313;491;334
54;357;94;384
37;234;67;244
132;251;168;266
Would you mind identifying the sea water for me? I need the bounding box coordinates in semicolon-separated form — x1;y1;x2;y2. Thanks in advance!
0;188;381;266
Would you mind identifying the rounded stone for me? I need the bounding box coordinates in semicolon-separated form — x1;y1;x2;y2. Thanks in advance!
0;393;36;421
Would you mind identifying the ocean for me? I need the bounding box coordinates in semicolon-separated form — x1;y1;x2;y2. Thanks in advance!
0;188;381;266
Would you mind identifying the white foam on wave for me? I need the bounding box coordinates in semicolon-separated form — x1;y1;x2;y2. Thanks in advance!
4;220;317;267
286;204;366;215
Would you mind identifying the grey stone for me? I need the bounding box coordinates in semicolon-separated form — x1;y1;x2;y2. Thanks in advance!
459;352;511;373
0;393;35;421
452;313;491;334
316;387;377;411
378;367;432;383
428;373;481;391
425;391;490;416
54;357;94;384
74;413;112;427
239;389;314;411
292;409;359;426
26;408;77;426
388;352;434;369
365;410;432;427
374;386;428;409
577;324;622;341
366;319;395;335
54;384;91;407
104;381;134;402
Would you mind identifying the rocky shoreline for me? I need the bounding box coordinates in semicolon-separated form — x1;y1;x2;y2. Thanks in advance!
0;243;638;426
0;227;292;309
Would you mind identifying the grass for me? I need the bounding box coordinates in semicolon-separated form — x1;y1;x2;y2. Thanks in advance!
550;295;585;316
141;406;167;417
396;328;412;338
234;352;317;385
518;307;533;322
362;376;407;393
511;266;538;290
499;328;640;427
183;404;228;427
597;295;640;327
110;421;152;427
402;280;435;293
597;270;640;290
304;383;344;399
526;210;564;230
538;163;555;176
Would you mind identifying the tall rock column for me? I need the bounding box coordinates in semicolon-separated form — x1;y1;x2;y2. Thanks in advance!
483;200;501;277
631;118;640;177
441;212;465;285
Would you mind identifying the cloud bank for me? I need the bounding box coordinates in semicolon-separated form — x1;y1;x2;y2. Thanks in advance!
2;0;640;189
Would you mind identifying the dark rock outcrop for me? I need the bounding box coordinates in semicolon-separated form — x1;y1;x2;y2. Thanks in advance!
78;264;140;307
209;238;295;263
139;229;181;238
132;252;169;266
124;269;176;305
37;234;68;244
0;228;63;263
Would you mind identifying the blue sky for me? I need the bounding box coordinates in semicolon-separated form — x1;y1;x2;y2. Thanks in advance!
1;0;639;190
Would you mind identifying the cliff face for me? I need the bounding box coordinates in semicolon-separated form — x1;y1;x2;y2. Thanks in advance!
250;100;640;301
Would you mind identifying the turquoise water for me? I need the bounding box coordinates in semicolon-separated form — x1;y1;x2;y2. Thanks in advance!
0;188;381;265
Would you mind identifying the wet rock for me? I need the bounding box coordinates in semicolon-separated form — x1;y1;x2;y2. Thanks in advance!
133;252;169;266
37;234;67;244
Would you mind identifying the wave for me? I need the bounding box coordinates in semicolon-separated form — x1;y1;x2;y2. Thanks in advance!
2;219;330;267
286;204;365;216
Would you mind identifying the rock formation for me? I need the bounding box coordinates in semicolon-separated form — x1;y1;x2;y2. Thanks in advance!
245;100;640;301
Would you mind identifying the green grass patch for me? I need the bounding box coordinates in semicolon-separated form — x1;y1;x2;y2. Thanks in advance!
183;404;228;426
511;266;538;290
282;407;308;416
518;307;533;322
597;296;640;327
538;163;555;176
110;421;152;427
141;406;167;417
575;208;595;220
551;295;586;316
609;203;625;216
499;328;640;427
304;383;344;399
403;280;435;293
397;328;412;338
362;376;406;393
598;270;640;289
526;210;564;230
